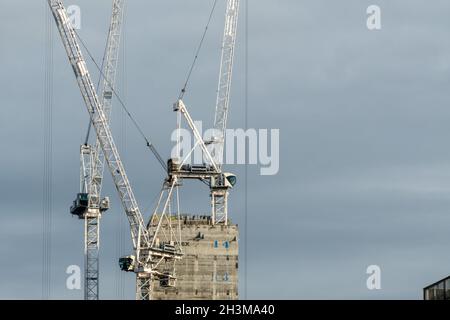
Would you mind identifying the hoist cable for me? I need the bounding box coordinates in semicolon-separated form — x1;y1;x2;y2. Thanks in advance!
178;0;218;100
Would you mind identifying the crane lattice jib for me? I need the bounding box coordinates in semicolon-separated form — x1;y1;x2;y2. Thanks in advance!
89;0;125;207
213;0;240;167
48;0;149;249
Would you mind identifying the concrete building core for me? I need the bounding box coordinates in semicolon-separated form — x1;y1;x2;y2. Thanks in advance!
151;215;239;300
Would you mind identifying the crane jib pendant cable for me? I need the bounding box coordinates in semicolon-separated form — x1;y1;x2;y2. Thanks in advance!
179;0;218;100
73;30;167;172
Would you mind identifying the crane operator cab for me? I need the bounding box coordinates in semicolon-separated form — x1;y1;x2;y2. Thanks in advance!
119;255;135;272
211;173;237;189
70;193;89;217
70;193;110;217
223;172;237;187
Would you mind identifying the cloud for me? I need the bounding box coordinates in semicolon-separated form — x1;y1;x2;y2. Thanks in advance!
2;0;450;299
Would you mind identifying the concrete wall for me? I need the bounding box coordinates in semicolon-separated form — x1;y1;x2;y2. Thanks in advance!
151;216;239;300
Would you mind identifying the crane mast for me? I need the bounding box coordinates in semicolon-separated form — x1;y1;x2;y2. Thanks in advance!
76;144;107;300
70;0;125;300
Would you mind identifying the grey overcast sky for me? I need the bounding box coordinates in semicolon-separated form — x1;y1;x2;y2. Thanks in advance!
2;0;450;299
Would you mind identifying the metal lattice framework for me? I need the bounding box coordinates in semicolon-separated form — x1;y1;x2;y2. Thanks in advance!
89;0;125;206
78;144;102;299
211;188;228;224
84;211;100;298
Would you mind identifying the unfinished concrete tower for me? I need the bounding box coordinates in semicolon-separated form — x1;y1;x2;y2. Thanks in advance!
151;215;238;300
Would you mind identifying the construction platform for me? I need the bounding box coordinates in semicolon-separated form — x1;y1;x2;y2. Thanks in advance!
151;215;239;300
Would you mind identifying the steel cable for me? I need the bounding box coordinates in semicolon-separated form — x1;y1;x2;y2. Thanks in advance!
73;30;167;172
178;0;219;100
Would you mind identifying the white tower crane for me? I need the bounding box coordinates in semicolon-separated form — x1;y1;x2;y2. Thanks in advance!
70;0;124;300
170;0;240;226
48;0;182;300
168;0;239;225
